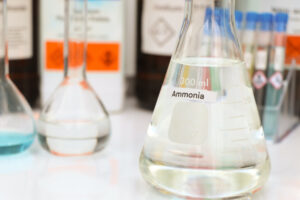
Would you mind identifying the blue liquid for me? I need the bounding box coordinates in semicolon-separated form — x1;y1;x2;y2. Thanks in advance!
0;132;35;155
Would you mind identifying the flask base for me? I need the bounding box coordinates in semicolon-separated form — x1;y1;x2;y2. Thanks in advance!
139;153;270;199
0;133;34;155
38;134;109;156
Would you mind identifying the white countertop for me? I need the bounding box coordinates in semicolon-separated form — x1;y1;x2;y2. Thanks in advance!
0;99;299;200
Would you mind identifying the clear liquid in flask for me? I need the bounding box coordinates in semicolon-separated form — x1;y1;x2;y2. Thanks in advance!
37;0;110;156
139;58;270;199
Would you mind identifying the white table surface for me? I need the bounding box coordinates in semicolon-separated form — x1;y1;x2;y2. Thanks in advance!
0;99;299;200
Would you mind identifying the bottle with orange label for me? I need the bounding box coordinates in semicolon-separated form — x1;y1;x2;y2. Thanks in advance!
40;0;125;112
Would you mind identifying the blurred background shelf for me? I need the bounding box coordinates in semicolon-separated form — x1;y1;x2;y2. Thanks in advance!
0;98;299;200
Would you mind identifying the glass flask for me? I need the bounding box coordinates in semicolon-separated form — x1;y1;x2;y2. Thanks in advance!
139;0;271;199
38;0;110;156
0;0;36;155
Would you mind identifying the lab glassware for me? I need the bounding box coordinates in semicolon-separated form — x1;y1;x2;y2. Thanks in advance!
38;0;110;156
139;0;270;199
235;10;243;42
0;0;36;155
263;13;289;139
252;13;273;118
242;12;259;78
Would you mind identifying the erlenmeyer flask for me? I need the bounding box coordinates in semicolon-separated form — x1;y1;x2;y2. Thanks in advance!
38;0;110;156
0;0;36;155
139;0;270;199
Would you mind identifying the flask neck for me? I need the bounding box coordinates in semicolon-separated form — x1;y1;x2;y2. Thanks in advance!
64;0;87;81
0;0;8;80
175;0;242;61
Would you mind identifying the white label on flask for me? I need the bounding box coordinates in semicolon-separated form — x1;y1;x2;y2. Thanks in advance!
255;50;268;70
141;0;184;56
169;101;209;145
169;87;218;103
7;0;33;59
244;51;254;70
274;47;286;71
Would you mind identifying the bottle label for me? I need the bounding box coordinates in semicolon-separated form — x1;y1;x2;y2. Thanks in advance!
274;46;286;71
42;0;123;72
244;51;254;70
252;71;267;89
255;49;268;70
269;71;283;90
7;0;33;60
141;0;184;56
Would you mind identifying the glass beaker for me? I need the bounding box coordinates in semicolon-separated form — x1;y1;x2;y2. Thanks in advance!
139;0;270;199
0;0;36;155
38;0;110;156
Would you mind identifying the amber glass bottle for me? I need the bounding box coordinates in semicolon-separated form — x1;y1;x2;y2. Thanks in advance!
8;0;39;107
136;0;185;110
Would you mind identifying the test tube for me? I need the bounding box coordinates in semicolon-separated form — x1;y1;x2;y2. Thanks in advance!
252;13;273;118
263;13;289;139
235;10;243;43
242;12;258;78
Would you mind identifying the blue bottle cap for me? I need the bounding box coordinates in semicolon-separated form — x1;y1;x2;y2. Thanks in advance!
204;7;212;35
214;8;224;24
245;12;258;30
259;13;274;31
205;7;213;19
235;10;243;30
235;10;243;23
275;12;289;32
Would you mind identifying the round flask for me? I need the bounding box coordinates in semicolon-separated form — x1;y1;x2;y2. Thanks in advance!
0;0;36;155
38;0;110;156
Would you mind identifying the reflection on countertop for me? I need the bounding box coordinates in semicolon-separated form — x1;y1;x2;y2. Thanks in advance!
0;99;299;200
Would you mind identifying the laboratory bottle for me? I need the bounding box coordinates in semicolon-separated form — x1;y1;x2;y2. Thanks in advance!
7;0;39;108
252;13;273;118
263;13;289;139
38;0;110;156
136;0;185;110
139;0;271;199
0;0;36;155
235;10;243;43
242;12;258;78
40;0;125;112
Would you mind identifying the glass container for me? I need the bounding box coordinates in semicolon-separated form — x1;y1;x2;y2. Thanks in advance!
139;0;270;199
38;0;110;156
0;0;36;155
